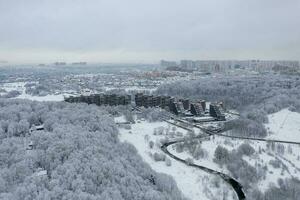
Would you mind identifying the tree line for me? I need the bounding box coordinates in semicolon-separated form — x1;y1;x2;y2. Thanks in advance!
0;99;186;200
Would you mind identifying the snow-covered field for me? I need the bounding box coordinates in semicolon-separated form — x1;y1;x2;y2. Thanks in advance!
104;86;157;93
0;82;71;101
114;115;127;123
118;116;300;199
16;93;67;101
217;136;298;189
0;81;28;93
172;131;300;193
168;137;229;173
0;81;157;101
265;108;300;142
118;120;237;200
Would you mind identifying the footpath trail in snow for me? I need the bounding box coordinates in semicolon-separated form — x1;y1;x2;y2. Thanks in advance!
265;108;300;143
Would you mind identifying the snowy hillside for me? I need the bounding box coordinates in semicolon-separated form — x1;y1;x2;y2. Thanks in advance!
266;108;300;142
169;134;300;192
0;100;186;200
119;120;237;200
118;112;300;200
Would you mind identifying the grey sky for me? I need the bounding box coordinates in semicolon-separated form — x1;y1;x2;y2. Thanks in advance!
0;0;299;63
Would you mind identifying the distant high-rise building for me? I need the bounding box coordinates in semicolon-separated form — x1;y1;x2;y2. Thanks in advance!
214;64;221;72
54;62;66;66
72;62;87;65
160;60;177;67
180;60;195;69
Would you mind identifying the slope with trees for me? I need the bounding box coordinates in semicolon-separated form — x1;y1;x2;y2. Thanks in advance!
0;99;186;200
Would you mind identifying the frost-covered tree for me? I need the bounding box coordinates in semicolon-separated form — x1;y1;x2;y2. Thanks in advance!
192;145;208;160
1;90;21;98
0;99;187;200
263;178;300;200
237;143;255;156
213;146;229;166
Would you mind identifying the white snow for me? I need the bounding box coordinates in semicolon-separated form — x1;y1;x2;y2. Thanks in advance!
200;134;300;192
1;82;71;102
16;93;67;101
33;168;47;177
265;108;300;142
104;86;157;93
168;144;225;173
167;126;300;194
1;81;27;93
118;120;237;200
114;116;127;123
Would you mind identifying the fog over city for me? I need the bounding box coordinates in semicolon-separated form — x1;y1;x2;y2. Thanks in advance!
0;0;300;63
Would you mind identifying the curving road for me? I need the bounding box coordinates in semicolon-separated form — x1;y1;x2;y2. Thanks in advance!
160;114;300;200
132;106;246;199
160;127;246;200
134;106;300;200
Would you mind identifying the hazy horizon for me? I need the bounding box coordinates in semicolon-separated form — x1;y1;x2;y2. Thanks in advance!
1;0;299;64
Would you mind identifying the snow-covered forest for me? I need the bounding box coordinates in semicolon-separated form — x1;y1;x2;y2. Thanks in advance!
1;0;300;198
1;68;300;200
157;75;300;112
155;74;300;199
157;75;300;138
0;99;186;200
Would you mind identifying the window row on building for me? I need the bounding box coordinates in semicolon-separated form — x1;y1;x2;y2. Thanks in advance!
65;93;225;121
65;94;131;106
134;93;225;121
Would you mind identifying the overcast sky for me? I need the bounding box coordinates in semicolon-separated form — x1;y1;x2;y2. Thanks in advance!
0;0;299;64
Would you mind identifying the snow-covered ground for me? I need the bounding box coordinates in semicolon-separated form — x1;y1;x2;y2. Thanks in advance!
168;137;229;173
170;132;300;193
104;86;157;93
0;81;28;93
119;116;300;198
265;108;300;142
114;115;127;123
118;120;237;200
16;93;67;101
0;82;72;102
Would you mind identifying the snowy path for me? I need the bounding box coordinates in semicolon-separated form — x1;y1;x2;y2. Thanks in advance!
266;109;300;143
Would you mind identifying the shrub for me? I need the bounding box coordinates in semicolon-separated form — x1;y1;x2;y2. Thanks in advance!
153;152;166;162
165;158;172;166
213;146;229;166
269;159;281;169
237;143;255;156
